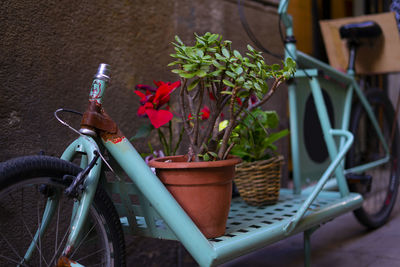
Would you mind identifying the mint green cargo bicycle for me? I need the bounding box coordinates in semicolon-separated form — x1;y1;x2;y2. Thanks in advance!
1;0;399;266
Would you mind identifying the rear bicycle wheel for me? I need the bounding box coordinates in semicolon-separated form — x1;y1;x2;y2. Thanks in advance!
0;155;126;266
347;89;400;229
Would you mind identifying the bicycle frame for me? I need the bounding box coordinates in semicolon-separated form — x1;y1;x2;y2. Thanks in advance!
278;0;390;194
31;1;390;266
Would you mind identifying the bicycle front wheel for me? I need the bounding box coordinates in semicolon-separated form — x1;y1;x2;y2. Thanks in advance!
347;89;400;229
0;155;126;266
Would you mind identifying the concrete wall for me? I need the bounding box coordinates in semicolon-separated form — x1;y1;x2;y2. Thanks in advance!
0;0;286;161
0;0;286;264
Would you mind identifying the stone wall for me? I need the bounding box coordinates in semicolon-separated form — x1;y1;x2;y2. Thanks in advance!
0;0;287;265
0;0;287;161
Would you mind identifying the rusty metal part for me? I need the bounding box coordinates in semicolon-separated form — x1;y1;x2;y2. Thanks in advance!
80;100;125;143
81;101;117;133
56;256;83;267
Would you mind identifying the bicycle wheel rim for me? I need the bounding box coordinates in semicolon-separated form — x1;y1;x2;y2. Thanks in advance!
0;177;113;266
348;90;400;228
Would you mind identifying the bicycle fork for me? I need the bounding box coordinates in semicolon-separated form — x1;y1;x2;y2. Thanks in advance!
19;136;102;267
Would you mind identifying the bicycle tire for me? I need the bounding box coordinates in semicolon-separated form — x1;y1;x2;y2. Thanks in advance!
347;89;400;229
0;155;126;266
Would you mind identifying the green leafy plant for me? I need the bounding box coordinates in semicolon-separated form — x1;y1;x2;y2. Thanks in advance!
229;108;289;162
169;32;295;161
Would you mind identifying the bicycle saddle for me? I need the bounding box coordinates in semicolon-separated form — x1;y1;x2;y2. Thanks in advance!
339;21;382;40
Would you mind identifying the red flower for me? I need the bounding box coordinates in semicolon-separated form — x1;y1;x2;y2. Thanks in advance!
134;80;181;128
201;106;210;120
153;81;181;107
250;94;258;104
209;92;215;100
188;106;210;121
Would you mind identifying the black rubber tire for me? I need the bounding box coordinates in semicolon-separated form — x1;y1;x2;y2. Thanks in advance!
347;89;400;229
0;155;126;266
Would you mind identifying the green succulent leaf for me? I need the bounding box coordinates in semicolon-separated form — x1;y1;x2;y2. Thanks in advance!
183;64;198;71
180;72;197;79
222;48;230;58
225;71;237;79
174;35;184;45
247;44;256;52
196;69;207;78
188;79;200;91
215;53;225;61
223;79;235;88
233;50;242;59
234;66;243;75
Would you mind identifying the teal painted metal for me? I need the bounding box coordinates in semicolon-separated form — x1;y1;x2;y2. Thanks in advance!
288;82;302;194
278;0;293;36
22;194;60;263
283;129;353;234
209;190;362;265
346;156;390;175
101;137;216;267
70;261;84;267
88;63;110;104
351;80;390;154
61;136;102;256
309;78;350;197
294;50;390;185
304;226;319;267
297;51;354;86
339;85;354;151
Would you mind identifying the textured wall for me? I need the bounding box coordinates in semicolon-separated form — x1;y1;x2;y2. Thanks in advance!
1;0;286;265
0;0;286;161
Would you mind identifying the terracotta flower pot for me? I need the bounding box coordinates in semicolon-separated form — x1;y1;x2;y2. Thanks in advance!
149;155;241;238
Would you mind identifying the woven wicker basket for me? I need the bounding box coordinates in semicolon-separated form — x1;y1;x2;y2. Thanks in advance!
234;155;284;206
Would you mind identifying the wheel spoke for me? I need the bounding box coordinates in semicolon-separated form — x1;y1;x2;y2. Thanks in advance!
55;196;61;255
19;196;49;266
36;190;48;267
70;221;98;258
0;231;24;262
75;247;106;263
47;221;71;267
0;253;28;265
0;157;122;266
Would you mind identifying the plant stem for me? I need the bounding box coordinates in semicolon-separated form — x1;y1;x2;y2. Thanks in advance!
193;79;204;146
251;76;284;110
173;126;185;155
168;121;173;155
157;128;170;155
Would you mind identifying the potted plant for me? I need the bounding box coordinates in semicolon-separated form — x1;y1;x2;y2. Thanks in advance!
147;32;295;238
229;108;289;206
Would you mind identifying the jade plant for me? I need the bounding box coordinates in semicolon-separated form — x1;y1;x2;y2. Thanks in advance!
168;32;295;161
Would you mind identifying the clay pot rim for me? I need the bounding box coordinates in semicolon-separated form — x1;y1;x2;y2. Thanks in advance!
148;155;242;169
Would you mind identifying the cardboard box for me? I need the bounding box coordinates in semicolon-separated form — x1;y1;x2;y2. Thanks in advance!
320;12;400;74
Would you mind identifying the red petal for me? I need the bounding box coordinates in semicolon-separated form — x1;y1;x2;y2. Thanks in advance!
153;80;166;87
209;92;215;101
144;102;153;109
201;106;210;120
136;84;156;92
134;90;146;99
137;106;147;116
154;81;181;107
145;109;173;128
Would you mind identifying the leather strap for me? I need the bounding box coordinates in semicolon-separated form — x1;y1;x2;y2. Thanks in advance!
80;101;117;134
